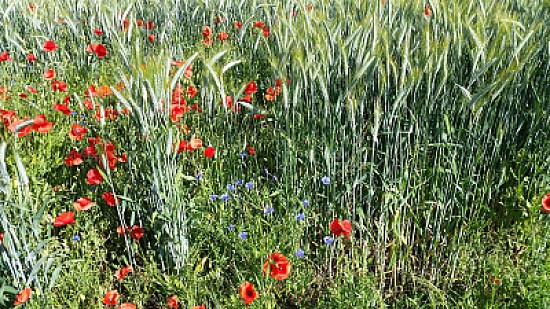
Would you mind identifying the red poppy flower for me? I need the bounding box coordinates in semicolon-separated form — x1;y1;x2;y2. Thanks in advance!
234;21;243;29
116;225;126;235
246;146;256;155
147;34;155;43
542;192;550;213
51;80;68;92
86;168;104;185
31;114;53;133
187;85;198;98
53;211;75;227
74;197;93;211
329;218;352;237
136;19;144;27
424;4;432;17
64;148;83;166
193;305;206;309
489;277;500;284
215;16;225;24
264;87;276;101
53;103;71;115
202;26;211;37
84;84;97;97
102;192;120;207
145;21;154;30
68;124;87;140
253;21;265;28
217;32;228;41
93;28;103;36
204;146;215;158
130;225;144;241
244;81;257;95
119;304;136;309
239;281;257;305
0;232;4;247
189;138;203;150
115;265;133;281
102;290;119;306
184;64;193;79
0;51;12;62
26;86;37;94
167;295;179;308
13;288;31;306
263;26;270;38
263;252;291;280
98;85;112;97
202;38;213;46
86;43;108;58
42;40;58;52
43;69;56;80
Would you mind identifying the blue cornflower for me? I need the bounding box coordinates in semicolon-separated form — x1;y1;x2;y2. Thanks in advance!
271;175;277;181
245;182;254;189
195;173;203;180
89;185;96;191
220;193;230;201
263;168;269;174
302;199;309;207
175;154;181;159
295;248;305;258
72;235;81;241
239;152;247;158
236;180;243;186
80;121;87;125
324;236;334;245
227;224;235;231
210;195;218;201
227;184;236;191
238;231;247;240
264;206;274;215
71;111;78;117
295;213;305;221
321;176;330;185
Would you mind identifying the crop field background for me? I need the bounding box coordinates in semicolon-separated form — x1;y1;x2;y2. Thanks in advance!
0;0;548;308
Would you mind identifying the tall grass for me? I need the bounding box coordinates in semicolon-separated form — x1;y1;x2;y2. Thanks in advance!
0;0;548;307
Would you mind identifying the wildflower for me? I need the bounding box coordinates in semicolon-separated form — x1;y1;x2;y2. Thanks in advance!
86;43;108;58
330;218;352;237
130;225;144;241
244;81;257;94
195;173;203;180
542;192;550;213
220;193;229;201
74;197;93;211
31;114;53;133
227;224;235;231
68;123;87;140
489;277;500;284
210;195;218;201
119;304;136;309
295;248;305;258
253;21;265;28
302;199;309;207
263;252;291;280
42;40;58;52
193;305;206;309
217;32;228;41
295;213;305;221
321;176;330;184
115;265;133;281
102;192;120;207
13;288;31;306
147;34;156;43
245;182;254;189
234;21;243;29
86;168;104;185
204;146;215;158
53;212;75;227
167;295;179;308
72;235;81;241
238;231;247;240
227;184;235;191
102;290;119;306
93;28;103;36
324;236;334;245
264;206;274;215
0;51;12;62
236;180;244;186
239;281;258;305
26;53;36;62
202;26;211;37
239;152;247;158
43;69;56;80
